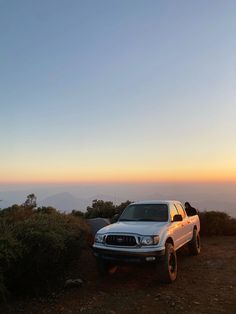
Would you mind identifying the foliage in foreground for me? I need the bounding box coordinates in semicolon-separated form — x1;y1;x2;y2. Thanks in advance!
0;198;88;302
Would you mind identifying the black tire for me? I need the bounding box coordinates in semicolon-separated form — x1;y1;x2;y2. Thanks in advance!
96;258;112;276
188;229;201;255
157;243;177;283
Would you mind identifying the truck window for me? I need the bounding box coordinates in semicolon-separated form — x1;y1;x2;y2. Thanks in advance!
175;203;186;219
119;204;168;222
170;204;179;221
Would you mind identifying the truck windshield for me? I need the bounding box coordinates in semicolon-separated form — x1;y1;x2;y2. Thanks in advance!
119;204;168;222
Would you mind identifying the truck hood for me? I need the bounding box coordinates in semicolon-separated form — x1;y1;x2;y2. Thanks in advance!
97;221;167;236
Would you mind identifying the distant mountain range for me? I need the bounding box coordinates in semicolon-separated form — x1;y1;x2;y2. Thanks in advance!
1;183;236;217
40;192;88;211
41;192;236;217
39;192;125;212
0;191;124;213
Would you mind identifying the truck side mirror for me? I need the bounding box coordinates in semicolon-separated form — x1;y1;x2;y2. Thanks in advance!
173;214;183;222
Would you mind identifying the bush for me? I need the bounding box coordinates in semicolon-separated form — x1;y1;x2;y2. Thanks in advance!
0;204;34;223
85;200;116;219
71;209;85;218
0;271;8;303
0;205;89;301
0;219;24;301
85;199;132;219
199;211;236;236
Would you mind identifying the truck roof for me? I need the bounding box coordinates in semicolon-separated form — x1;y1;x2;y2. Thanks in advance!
131;200;181;205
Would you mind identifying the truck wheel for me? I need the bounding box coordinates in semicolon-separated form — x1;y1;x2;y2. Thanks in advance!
157;243;177;283
96;258;112;276
188;229;201;255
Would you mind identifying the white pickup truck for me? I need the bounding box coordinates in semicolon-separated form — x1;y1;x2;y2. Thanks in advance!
93;200;200;283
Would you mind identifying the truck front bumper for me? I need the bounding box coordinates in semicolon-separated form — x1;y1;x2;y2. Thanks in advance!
93;247;165;263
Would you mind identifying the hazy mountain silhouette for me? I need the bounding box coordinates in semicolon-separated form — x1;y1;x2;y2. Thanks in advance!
1;183;235;217
40;192;88;211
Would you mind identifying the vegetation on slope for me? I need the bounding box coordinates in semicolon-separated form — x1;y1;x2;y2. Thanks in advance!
0;195;235;303
0;194;88;302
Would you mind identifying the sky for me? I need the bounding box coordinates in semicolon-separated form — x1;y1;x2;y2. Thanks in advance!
0;0;236;184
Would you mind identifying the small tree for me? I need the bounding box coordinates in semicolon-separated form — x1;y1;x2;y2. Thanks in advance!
23;194;37;209
71;210;85;218
85;200;116;218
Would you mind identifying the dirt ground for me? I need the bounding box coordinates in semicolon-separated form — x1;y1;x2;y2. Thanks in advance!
2;236;236;314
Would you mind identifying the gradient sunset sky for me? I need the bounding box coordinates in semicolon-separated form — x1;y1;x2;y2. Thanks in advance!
1;0;236;184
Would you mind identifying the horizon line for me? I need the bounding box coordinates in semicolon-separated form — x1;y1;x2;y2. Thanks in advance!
1;179;236;185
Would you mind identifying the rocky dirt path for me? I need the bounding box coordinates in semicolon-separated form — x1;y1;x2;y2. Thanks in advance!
3;237;236;314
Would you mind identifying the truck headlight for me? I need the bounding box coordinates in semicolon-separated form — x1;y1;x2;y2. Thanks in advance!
141;235;159;246
95;233;105;243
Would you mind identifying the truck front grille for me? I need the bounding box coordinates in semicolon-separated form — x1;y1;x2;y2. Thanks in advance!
105;235;137;246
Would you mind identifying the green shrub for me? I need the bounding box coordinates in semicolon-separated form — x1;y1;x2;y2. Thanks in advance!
199;211;236;236
0;204;34;223
85;200;116;219
0;219;23;301
85;199;132;219
0;271;8;303
71;209;85;217
0;205;89;301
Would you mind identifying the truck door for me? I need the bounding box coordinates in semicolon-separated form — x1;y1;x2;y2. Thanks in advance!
175;203;192;245
169;204;184;249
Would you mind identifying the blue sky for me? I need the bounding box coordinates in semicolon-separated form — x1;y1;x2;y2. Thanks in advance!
0;0;236;183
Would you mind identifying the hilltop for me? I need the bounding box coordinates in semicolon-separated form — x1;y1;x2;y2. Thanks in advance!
4;236;236;314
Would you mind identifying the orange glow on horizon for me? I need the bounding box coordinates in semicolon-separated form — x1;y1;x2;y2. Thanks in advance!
1;168;236;185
